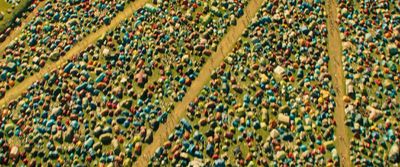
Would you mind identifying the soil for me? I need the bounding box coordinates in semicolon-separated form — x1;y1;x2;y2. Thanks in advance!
0;1;46;53
326;0;351;166
0;0;149;108
135;0;265;166
0;1;354;166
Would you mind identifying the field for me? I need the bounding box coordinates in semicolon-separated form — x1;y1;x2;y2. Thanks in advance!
0;0;31;33
0;0;11;11
0;0;398;166
0;0;13;30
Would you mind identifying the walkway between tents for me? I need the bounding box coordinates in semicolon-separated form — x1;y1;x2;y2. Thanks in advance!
0;1;46;53
0;0;149;108
326;0;351;166
135;0;265;166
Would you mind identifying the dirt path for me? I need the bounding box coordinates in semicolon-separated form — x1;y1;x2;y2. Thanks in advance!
0;0;149;108
0;1;46;53
326;0;351;166
135;0;264;166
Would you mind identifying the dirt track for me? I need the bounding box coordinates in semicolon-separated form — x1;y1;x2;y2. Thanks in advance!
0;0;148;108
0;0;352;166
135;0;265;166
326;0;351;166
0;1;46;53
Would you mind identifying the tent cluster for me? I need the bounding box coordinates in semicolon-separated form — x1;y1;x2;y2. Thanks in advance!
337;0;399;165
6;0;21;6
150;0;340;166
0;1;39;41
0;0;131;98
0;0;248;166
0;0;397;166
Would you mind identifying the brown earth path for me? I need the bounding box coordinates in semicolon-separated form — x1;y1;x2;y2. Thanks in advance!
135;0;265;166
0;0;149;108
326;0;351;166
0;0;46;53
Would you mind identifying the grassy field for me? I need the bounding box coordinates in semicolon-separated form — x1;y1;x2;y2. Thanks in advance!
0;0;11;13
0;0;31;33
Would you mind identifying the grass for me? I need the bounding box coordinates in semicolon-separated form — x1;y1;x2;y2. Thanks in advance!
0;0;32;33
0;0;11;12
0;0;12;26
